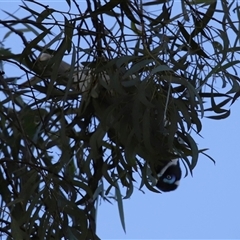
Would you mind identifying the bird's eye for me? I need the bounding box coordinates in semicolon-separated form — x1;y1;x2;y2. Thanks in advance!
163;174;176;184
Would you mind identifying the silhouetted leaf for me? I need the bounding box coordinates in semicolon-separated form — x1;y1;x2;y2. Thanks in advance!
115;179;126;233
37;8;55;23
178;21;209;58
206;110;231;119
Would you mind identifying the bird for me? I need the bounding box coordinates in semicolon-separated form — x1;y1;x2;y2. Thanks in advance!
18;53;96;95
155;159;182;192
18;52;183;192
18;53;137;98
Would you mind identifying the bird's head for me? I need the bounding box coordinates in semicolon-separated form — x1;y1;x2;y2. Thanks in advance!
155;159;182;192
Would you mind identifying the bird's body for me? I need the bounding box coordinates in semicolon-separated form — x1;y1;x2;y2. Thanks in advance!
18;52;183;193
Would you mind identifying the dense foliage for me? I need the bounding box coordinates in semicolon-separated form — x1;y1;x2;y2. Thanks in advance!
0;0;240;239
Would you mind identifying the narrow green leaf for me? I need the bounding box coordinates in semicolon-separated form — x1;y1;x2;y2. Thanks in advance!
11;217;26;239
206;110;230;119
115;181;126;233
200;150;216;164
143;0;169;6
190;1;217;38
65;0;71;8
123;59;154;78
201;61;240;89
231;90;240;105
92;0;122;15
177;21;209;58
142;109;155;153
125;129;137;167
36;8;55;23
131;21;142;35
149;3;170;26
175;99;191;130
151;64;173;75
185;132;199;170
189;0;216;4
123;175;134;199
137;81;155;108
141;163;161;193
46;38;66;99
64;17;75;53
120;2;140;24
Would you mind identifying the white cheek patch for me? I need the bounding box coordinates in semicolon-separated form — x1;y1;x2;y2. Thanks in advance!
157;159;178;178
39;53;52;61
175;180;180;186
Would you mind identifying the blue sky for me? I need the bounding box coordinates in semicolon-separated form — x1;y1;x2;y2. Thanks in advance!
1;1;240;239
97;106;240;239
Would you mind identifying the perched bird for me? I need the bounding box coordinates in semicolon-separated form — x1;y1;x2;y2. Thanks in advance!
155;159;182;192
18;53;96;95
18;53;137;98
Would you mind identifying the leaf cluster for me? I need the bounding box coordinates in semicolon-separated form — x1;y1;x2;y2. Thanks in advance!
0;0;240;238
